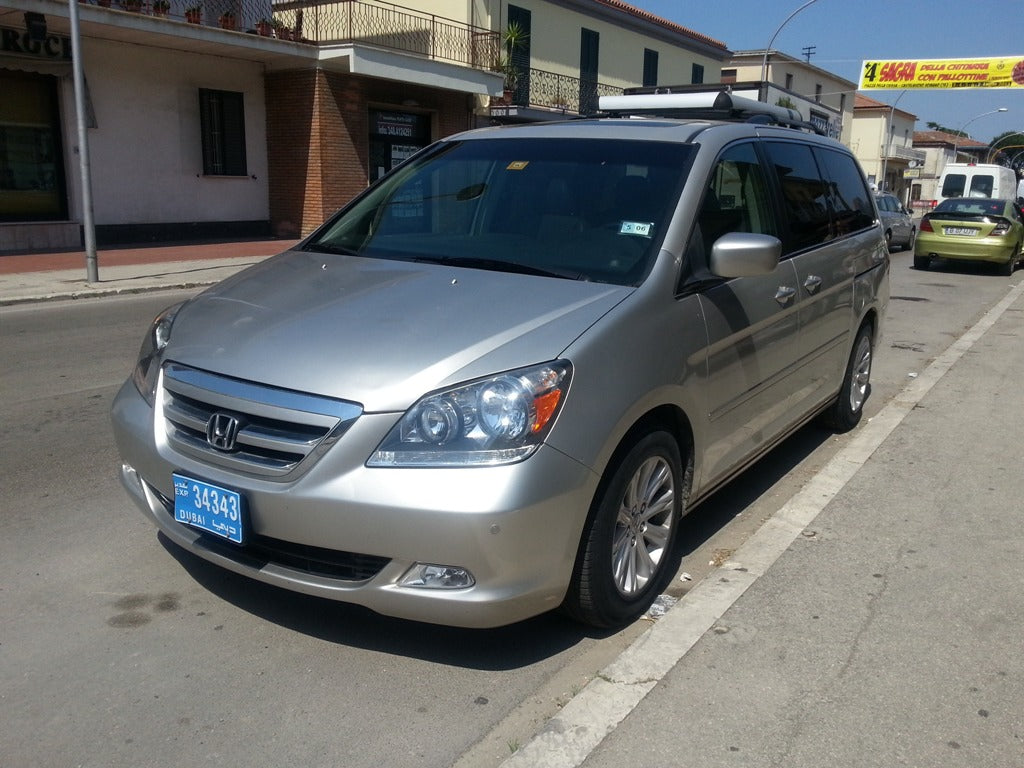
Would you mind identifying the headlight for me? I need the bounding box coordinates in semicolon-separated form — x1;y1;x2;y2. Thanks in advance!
131;302;183;404
368;361;572;467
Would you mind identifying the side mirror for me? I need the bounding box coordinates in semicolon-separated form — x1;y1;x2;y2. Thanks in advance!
709;232;782;278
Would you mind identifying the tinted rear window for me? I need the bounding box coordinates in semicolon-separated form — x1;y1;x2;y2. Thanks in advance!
763;142;874;253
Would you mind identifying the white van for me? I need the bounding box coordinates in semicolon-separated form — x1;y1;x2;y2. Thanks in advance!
937;163;1017;204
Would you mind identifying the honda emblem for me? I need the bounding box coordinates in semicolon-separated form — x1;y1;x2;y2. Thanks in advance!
206;412;241;452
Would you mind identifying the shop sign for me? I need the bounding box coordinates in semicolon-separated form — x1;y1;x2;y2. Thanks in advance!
1;25;72;61
860;57;1024;90
373;112;421;139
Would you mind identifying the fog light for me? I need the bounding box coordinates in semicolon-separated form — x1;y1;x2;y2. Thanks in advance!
399;564;475;589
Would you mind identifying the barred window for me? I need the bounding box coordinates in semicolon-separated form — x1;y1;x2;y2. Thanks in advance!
199;89;247;176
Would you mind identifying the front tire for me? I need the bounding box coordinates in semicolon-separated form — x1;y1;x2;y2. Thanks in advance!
563;431;687;628
820;323;873;433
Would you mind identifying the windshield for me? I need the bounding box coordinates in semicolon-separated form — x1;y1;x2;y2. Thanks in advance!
307;137;695;285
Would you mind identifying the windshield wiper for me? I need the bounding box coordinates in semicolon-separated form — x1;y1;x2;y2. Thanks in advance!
412;256;589;281
303;242;360;256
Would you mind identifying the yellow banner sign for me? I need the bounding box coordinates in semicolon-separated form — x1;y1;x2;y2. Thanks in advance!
860;57;1024;89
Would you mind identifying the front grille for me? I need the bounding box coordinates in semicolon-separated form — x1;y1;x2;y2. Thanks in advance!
160;363;362;479
198;532;390;582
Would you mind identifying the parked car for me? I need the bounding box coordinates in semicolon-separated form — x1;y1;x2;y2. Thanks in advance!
111;91;889;629
875;193;916;250
914;197;1024;275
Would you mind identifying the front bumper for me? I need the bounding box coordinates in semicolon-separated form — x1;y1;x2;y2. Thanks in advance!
111;379;598;628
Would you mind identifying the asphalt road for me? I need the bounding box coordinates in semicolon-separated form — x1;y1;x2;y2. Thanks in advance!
1;249;1019;767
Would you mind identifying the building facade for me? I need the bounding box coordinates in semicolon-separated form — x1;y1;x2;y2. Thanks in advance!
1;0;728;252
849;93;924;203
722;50;855;143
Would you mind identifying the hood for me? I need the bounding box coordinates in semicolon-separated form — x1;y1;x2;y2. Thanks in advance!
165;250;631;412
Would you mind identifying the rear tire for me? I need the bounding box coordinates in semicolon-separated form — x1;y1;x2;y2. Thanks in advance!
914;254;930;271
820;323;873;433
1001;245;1019;276
904;227;916;252
563;431;687;628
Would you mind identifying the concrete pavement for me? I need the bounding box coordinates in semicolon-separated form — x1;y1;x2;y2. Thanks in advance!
3;241;1022;768
501;280;1024;768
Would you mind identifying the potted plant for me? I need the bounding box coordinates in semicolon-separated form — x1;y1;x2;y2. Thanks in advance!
494;20;527;103
256;17;273;36
121;0;143;11
184;3;201;23
152;0;170;17
218;9;236;30
272;18;292;40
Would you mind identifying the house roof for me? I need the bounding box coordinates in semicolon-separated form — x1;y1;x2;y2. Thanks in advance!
913;130;988;149
591;0;729;51
854;93;916;119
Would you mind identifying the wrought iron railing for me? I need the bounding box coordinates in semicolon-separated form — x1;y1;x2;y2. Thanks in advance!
80;0;282;35
271;0;500;66
80;0;625;110
502;67;624;115
79;0;501;65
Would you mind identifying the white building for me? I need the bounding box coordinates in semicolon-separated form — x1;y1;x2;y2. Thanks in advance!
1;0;730;252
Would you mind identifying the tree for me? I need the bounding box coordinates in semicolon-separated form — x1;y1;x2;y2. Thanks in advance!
926;121;966;137
989;130;1024;176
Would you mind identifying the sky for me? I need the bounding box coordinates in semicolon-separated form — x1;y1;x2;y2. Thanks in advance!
632;0;1022;144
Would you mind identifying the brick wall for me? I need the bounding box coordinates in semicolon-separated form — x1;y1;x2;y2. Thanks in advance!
266;69;475;238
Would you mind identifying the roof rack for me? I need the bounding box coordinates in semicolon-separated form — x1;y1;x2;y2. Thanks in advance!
598;89;823;134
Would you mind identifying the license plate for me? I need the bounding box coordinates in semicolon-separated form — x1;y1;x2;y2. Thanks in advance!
173;474;245;544
945;226;978;236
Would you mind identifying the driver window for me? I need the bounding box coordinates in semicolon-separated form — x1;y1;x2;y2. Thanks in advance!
692;142;777;266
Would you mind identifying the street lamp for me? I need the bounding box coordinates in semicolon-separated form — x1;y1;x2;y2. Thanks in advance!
760;0;821;94
879;90;907;193
987;134;1022;163
951;107;1008;162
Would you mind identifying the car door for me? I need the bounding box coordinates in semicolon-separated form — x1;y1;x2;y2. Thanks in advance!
762;141;863;416
689;141;804;484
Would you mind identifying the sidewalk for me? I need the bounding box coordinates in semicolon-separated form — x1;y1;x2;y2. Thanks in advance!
0;239;298;305
500;281;1024;768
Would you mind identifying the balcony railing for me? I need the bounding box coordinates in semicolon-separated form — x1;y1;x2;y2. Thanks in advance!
883;144;928;163
271;0;500;66
501;67;624;115
78;0;625;111
80;0;284;35
78;0;500;63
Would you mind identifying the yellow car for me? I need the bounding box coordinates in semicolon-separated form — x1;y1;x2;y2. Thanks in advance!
915;197;1024;275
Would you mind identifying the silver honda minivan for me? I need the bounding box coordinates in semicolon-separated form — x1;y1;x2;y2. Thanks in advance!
112;92;889;628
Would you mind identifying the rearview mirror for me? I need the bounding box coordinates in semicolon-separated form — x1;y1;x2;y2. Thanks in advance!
709;233;782;278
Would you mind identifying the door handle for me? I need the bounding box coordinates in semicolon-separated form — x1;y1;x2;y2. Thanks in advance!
775;286;797;306
804;275;823;294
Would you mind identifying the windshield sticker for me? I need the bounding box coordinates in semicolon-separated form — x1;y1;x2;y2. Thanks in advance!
619;221;654;237
506;161;530;171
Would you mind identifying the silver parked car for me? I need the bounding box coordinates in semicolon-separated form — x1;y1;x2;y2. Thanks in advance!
112;92;889;628
875;192;916;250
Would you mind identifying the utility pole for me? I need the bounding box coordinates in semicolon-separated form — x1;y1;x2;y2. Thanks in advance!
68;0;99;283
